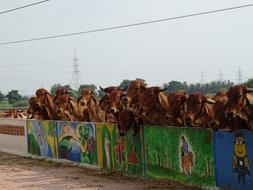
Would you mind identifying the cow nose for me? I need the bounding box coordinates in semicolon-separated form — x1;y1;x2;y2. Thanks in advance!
80;102;86;106
110;108;116;114
120;131;125;137
57;109;62;114
185;117;192;127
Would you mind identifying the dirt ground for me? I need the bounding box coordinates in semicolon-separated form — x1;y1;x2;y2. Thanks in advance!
0;152;203;190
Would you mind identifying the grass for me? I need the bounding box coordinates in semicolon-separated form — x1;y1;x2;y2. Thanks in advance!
146;164;216;187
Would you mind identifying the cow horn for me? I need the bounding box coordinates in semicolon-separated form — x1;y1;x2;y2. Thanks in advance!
205;99;215;104
99;86;105;92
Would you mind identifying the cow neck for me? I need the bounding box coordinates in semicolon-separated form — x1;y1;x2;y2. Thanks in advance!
44;93;55;120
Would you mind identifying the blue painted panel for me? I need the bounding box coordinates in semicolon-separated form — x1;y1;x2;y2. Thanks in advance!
214;130;253;190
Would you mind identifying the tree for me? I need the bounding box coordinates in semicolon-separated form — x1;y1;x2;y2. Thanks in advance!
6;90;22;104
119;79;131;90
0;91;4;102
163;81;187;93
244;78;253;88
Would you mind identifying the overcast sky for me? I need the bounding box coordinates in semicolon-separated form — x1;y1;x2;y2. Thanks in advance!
0;0;253;95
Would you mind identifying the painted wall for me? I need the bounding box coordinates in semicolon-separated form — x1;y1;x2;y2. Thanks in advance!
27;120;57;158
214;130;253;190
57;121;97;165
25;119;253;189
144;126;215;187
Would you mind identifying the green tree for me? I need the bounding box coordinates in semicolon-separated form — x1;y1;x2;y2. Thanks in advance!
6;90;22;104
0;91;4;102
119;79;131;90
244;78;253;88
163;81;187;93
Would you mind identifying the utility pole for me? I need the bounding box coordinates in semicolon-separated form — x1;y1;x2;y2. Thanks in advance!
236;66;243;84
70;49;81;90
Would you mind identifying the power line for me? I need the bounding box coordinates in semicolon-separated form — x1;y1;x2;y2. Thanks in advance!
0;3;253;45
0;0;50;15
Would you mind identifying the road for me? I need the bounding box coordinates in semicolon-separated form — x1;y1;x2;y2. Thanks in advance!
0;152;202;190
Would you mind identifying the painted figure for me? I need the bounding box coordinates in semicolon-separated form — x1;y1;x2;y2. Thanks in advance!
128;137;138;173
114;137;126;170
104;131;111;169
233;133;250;184
180;135;195;175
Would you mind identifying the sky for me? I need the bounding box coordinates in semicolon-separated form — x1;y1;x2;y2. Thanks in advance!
0;0;253;95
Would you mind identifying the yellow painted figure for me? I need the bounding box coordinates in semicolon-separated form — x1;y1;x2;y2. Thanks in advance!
233;133;250;184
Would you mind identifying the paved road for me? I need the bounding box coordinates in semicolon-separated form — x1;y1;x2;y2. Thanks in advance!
0;152;202;190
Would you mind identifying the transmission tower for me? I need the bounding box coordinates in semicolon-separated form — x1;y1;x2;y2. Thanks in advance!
70;49;82;90
218;67;225;81
236;66;243;84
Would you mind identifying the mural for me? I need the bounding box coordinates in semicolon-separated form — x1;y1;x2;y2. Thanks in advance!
57;121;97;165
96;124;144;175
96;124;117;172
144;126;215;186
124;126;144;176
27;120;57;158
215;130;253;190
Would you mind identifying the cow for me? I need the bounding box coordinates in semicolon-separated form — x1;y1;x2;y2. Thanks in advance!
27;96;43;120
4;108;27;119
56;94;84;121
126;80;147;111
35;88;56;120
77;88;105;122
209;90;229;130
138;87;169;125
53;88;71;104
225;85;253;130
167;91;187;126
99;86;126;113
184;92;215;128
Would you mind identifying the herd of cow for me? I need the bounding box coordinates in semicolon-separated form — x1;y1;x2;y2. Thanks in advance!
2;80;253;135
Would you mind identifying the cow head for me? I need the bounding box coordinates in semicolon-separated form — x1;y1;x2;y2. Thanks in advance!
167;91;187;126
55;94;73;120
77;88;95;109
107;89;127;114
185;93;215;127
225;85;253;121
127;80;147;108
139;87;167;117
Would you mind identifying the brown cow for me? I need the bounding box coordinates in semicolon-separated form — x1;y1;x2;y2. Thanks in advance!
77;88;105;122
35;88;56;120
27;96;43;120
167;91;187;126
126;80;147;111
185;92;215;128
56;94;84;121
138;87;169;125
209;90;229;130
225;85;253;130
4;108;27;119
